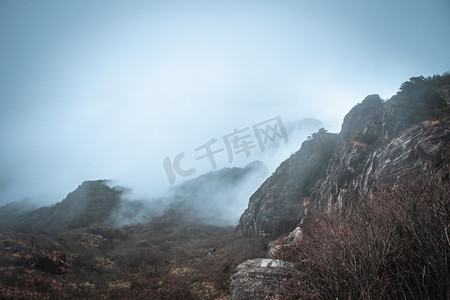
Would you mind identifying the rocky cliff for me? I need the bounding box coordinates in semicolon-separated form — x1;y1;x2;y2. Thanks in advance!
235;130;338;237
236;74;450;238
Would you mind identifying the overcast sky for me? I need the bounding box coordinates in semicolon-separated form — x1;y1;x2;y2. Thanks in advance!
0;0;449;205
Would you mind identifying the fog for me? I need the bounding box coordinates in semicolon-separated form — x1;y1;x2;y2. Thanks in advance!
0;0;449;208
108;160;270;227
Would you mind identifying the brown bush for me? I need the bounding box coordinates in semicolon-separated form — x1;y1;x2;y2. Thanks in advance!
276;169;450;299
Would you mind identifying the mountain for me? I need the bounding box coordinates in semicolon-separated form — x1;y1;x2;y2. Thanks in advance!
235;129;339;237
0;161;268;233
0;180;122;233
230;74;450;299
0;163;269;299
236;74;450;238
1;74;449;299
167;160;268;225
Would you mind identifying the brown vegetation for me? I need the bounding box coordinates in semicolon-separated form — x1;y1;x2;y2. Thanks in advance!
274;169;450;299
0;218;269;299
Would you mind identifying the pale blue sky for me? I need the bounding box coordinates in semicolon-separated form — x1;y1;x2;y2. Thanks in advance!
0;0;449;204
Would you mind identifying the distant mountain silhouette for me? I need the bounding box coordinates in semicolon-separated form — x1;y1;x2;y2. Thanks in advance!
0;162;268;232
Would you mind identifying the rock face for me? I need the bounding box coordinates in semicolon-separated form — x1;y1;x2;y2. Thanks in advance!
236;75;450;238
310;83;450;213
312;120;450;213
229;258;299;300
235;131;339;237
230;75;450;299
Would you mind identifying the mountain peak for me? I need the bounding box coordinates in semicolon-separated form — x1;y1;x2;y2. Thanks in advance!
236;73;450;238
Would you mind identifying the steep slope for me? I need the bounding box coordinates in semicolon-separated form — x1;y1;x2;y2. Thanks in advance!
236;74;450;237
312;117;450;213
235;131;338;237
310;75;450;214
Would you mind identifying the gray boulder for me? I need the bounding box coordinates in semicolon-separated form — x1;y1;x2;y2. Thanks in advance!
230;258;299;300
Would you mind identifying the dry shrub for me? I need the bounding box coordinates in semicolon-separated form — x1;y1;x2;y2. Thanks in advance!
277;169;450;299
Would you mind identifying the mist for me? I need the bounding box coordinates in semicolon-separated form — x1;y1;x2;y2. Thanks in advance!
0;0;449;210
108;160;270;227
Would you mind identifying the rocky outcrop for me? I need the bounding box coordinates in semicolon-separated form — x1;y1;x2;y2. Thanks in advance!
235;131;338;237
231;74;450;299
267;227;302;258
236;75;450;238
310;91;449;215
311;110;450;214
229;258;299;300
